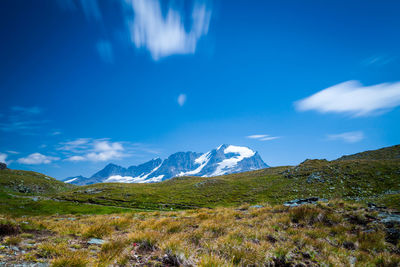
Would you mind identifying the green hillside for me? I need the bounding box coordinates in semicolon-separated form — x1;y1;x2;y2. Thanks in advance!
55;157;400;210
0;169;74;195
1;145;400;215
337;144;400;160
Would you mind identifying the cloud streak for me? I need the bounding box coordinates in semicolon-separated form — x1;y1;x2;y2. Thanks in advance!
0;106;47;134
246;134;280;141
126;0;211;60
295;81;400;117
18;153;59;165
327;131;364;143
177;94;187;106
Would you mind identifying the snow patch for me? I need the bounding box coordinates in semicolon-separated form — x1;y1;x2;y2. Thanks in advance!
143;175;165;183
178;151;211;176
104;175;135;183
211;145;255;176
64;178;78;183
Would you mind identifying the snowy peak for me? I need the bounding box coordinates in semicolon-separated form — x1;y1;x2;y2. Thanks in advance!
65;144;268;185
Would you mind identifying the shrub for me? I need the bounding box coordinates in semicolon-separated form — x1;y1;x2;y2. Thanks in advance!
51;251;88;267
98;239;128;263
4;235;21;245
82;223;112;239
0;219;20;236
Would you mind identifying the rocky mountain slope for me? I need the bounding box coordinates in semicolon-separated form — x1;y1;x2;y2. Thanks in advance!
337;144;400;161
65;144;268;185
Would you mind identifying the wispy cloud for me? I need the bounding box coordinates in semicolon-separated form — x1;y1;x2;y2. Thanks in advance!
295;80;400;117
17;153;59;165
51;131;62;136
125;0;211;60
61;138;128;162
11;106;42;115
327;131;364;143
362;55;395;67
6;151;19;155
96;40;114;63
246;134;280;141
0;153;7;164
0;106;47;134
57;0;212;61
177;93;187;106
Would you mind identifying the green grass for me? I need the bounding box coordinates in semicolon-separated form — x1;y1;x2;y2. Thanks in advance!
0;169;74;195
54;159;400;211
1;146;399;216
0;191;133;216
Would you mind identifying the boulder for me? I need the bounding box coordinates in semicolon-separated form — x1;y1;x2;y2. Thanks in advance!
0;162;7;170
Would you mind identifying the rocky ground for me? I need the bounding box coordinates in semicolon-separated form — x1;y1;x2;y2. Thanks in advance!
1;199;400;266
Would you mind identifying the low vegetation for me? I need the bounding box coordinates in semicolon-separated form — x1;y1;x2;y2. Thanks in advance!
0;145;399;265
0;200;399;266
54;158;400;211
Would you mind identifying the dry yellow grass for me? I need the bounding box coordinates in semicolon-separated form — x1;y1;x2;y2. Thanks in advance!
1;200;399;266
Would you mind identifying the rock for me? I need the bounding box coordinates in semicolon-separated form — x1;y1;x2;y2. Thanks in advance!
349;256;357;266
250;205;263;208
343;241;356;250
0;163;7;170
88;238;105;245
307;172;324;183
385;227;400;245
11;246;19;252
378;212;400;224
283;197;326;207
162;252;180;266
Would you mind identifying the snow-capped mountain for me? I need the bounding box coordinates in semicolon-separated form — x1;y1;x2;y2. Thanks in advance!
64;144;268;185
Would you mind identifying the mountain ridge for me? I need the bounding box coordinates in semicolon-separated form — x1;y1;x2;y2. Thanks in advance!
64;144;268;185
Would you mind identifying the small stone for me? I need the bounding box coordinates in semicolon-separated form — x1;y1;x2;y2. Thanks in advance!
88;238;105;245
349;256;356;266
250;205;263;208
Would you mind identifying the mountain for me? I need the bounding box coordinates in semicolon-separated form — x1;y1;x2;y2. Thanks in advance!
337;144;400;161
1;168;75;194
65;144;268;185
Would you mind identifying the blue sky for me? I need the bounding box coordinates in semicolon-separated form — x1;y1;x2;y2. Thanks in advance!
1;0;400;179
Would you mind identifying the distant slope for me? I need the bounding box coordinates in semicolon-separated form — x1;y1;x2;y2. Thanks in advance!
0;169;75;195
337;144;400;160
55;158;400;210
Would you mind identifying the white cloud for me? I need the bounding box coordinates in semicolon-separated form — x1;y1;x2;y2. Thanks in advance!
85;140;125;162
246;134;280;141
96;40;114;63
59;138;91;152
295;80;400;117
327;131;364;143
6;151;19;155
66;155;86;162
0;153;7;163
51;131;62;136
126;0;211;60
18;153;59;165
177;93;187;106
60;138;127;162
